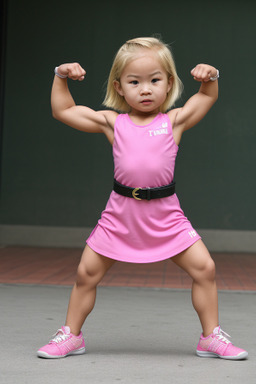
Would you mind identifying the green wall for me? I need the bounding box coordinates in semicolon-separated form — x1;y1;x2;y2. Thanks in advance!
1;0;256;230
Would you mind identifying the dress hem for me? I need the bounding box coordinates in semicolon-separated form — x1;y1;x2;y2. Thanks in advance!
86;236;202;264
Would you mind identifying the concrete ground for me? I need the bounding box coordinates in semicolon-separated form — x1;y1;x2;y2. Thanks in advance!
0;284;255;384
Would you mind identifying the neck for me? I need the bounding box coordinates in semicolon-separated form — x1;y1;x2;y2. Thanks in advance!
128;111;161;125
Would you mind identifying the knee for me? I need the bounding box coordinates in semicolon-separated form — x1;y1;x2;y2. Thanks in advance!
194;257;216;283
76;262;99;288
206;258;216;279
201;258;216;282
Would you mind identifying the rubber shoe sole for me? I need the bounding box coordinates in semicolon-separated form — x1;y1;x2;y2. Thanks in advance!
196;350;248;360
37;346;86;359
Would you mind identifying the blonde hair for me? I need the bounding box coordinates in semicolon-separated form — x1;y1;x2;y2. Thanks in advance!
103;37;183;113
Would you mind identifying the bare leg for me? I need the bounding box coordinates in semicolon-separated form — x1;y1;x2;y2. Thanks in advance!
171;240;219;337
65;245;116;335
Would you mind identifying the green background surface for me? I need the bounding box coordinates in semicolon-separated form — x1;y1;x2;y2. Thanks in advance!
1;0;255;230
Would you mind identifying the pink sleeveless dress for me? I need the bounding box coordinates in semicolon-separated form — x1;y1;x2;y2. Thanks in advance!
87;113;201;263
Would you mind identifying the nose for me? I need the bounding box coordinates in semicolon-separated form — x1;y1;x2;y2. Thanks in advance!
140;84;152;95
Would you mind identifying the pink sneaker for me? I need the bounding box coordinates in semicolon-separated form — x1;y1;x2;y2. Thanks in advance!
37;326;85;359
196;326;248;360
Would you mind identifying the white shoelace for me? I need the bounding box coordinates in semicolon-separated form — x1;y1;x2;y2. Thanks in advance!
50;329;69;344
216;328;231;344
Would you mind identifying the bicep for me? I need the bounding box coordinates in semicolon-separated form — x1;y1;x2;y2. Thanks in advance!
173;83;218;133
53;105;111;133
176;94;215;133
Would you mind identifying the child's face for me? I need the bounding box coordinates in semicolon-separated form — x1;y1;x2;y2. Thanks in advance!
114;49;172;115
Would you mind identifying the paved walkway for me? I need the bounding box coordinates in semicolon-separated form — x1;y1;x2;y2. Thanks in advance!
0;246;256;290
0;246;255;383
1;284;255;384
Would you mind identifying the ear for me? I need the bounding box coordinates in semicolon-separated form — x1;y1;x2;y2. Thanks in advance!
113;80;124;96
167;76;173;93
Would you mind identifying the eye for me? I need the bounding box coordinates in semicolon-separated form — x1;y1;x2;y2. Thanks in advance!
129;80;139;85
152;78;160;84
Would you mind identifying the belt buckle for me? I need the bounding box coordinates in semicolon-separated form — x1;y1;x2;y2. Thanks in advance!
132;187;142;200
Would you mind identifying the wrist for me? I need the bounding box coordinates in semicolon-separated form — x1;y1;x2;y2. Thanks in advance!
54;66;68;79
210;69;219;81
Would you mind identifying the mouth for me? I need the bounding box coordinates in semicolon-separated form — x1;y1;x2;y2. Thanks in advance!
141;99;153;105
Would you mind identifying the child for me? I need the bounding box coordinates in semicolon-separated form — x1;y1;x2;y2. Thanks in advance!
37;37;248;360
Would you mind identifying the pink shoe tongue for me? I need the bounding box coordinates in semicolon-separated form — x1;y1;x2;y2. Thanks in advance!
61;326;71;335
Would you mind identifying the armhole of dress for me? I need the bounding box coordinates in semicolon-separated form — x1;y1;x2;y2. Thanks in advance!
166;113;179;150
114;113;122;133
112;114;122;149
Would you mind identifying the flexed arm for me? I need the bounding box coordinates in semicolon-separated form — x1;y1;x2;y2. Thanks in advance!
51;63;116;141
169;64;218;141
51;63;85;119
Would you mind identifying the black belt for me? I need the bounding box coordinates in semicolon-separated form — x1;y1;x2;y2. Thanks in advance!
113;179;176;201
